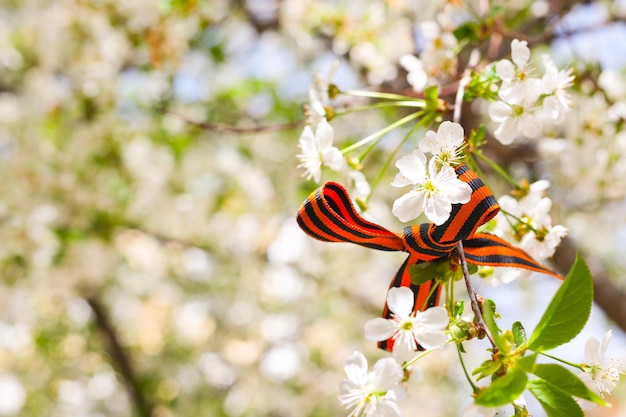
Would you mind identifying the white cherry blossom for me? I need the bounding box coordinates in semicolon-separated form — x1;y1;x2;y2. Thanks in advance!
399;54;428;92
391;150;471;225
304;61;340;126
418;121;465;166
541;54;575;122
364;286;449;362
297;119;346;183
489;97;542;145
496;39;537;104
578;330;623;409
338;351;405;417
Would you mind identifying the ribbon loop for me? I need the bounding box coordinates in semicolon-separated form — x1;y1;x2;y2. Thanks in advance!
295;163;561;353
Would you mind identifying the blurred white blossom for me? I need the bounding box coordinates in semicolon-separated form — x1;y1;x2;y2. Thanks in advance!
338;351;405;417
297;119;346;182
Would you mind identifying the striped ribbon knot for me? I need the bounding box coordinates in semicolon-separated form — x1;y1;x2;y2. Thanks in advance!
296;163;561;352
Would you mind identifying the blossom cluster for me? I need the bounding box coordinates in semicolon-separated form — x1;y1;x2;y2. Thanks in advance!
488;39;575;145
339;287;449;416
490;179;568;285
391;121;470;225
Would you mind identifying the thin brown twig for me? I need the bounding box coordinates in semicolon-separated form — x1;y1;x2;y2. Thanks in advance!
165;110;304;134
86;295;153;417
457;241;498;353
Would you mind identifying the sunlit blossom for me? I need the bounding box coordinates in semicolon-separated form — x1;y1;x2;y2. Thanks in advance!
391;150;471;225
364;286;449;362
541;54;575;122
338;351;405;417
578;330;623;409
495;39;538;104
305;62;340;126
489;97;542;145
297;119;346;183
418;121;465;166
399;54;428;92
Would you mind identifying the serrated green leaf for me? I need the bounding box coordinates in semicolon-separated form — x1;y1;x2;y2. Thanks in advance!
512;321;526;349
528;379;584;417
474;366;528;407
527;254;593;352
532;364;608;406
482;299;502;351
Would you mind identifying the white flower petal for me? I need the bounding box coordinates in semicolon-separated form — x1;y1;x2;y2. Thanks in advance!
372;397;404;417
386;286;415;318
399;54;422;72
424;193;452;225
416;306;449;328
343;351;369;386
511;39;530;67
371;357;404;391
521;113;541;138
584;337;601;364
315;119;334;149
601;330;612;359
298;126;316;153
495;59;515;81
364;318;398;342
391;172;415;188
321;147;346;171
419;130;438;154
407;69;428;92
488;101;512;123
437;121;464;145
494;118;520;145
415;327;448;350
444;179;472;204
394;151;427;184
392;191;425;223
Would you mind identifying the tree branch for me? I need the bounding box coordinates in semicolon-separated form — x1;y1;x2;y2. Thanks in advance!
165;110;303;134
457;241;498;352
86;295;154;417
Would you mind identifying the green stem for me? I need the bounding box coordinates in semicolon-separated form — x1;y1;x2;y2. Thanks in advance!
341;111;422;154
472;151;518;188
419;281;442;311
364;113;431;203
341;89;424;102
457;344;479;392
403;348;433;370
333;101;429;118
538;352;584;370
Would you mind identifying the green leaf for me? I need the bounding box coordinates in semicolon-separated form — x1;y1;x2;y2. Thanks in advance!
512;321;526;350
532;364;608;406
472;358;502;381
474;366;528;407
516;353;537;372
481;299;502;351
527;254;593;352
528;379;584;417
408;262;439;285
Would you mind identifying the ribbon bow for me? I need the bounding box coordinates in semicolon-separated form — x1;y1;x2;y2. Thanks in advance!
296;163;561;351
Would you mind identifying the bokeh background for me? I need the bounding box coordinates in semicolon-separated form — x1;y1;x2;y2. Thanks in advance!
0;0;625;416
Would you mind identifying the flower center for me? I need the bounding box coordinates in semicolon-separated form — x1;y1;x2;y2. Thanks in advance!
400;319;414;331
419;179;439;197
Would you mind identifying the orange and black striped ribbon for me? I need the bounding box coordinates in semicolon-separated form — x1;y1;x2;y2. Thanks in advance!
296;163;561;351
